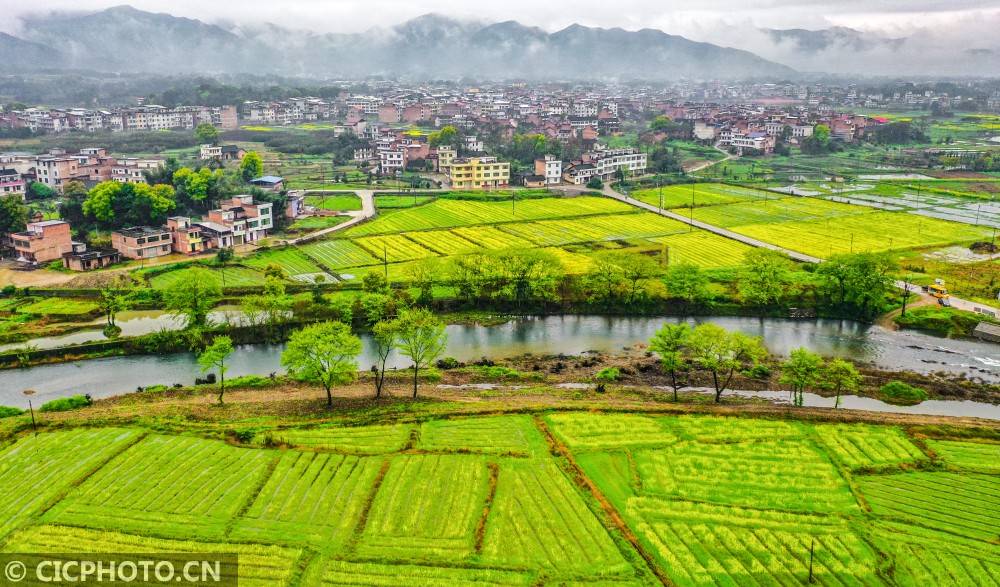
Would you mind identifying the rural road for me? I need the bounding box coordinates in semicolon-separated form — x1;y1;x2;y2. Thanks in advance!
280;189;376;245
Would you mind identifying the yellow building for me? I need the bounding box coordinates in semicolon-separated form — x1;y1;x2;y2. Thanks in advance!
447;156;510;190
435;146;457;172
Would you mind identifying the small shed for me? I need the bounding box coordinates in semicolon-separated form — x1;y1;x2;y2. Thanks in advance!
972;322;1000;343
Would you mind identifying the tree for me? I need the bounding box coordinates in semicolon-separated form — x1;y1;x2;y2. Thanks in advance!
393;308;447;398
371;320;399;398
665;263;711;306
649;323;691;401
242;276;291;338
281;322;362;407
616;253;662;305
649;115;673;131
818;253;896;320
820;359;862;408
163;267;222;329
586;177;604;190
26;181;55;200
687;323;767;403
0;196;29;235
194;123;220;145
406;258;440;305
779;347;823;406
240;151;264;182
429;125;458;148
98;275;137;337
82;181;176;228
198;336;234;404
739;249;789;308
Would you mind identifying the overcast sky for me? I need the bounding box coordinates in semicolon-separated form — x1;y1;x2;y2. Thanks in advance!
5;0;1000;37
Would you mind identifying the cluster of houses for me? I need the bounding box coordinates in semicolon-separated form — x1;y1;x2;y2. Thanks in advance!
4;195;278;272
0;148;165;197
0;105;238;134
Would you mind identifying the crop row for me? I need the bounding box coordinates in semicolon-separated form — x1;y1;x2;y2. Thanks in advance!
647;231;757;268
627;500;883;587
681;196;865;228
0;428;142;538
925;439;1000;473
633;440;859;513
814;424;926;470
857;472;1000;542
300;239;381;269
347;196;633;236
244;247;323;276
632;183;778;209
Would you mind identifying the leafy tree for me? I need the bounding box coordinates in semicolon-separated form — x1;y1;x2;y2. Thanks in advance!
428;125;458;148
392;308;447;398
687;323;767;403
0;196;28;235
584;255;626;309
26;181;55;200
406;258;440;305
62;180;88;199
586;177;604;190
281;322;362;407
649;115;673;131
82;181;176;228
664;262;712;306
817;253;896;320
739;249;790;308
163;267;222;329
649;323;691;401
242;276;291;338
779;347;823;406
240;151;264;182
198;335;234;404
194;123;220;145
371;320;399;398
362;270;389;294
819;358;862;408
98;275;138;337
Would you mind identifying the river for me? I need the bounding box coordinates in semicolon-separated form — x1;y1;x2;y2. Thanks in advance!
1;315;997;413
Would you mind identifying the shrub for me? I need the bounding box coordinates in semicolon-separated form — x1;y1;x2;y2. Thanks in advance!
227;374;276;388
594;367;621;383
436;357;462;370
1;285;16;296
0;406;25;418
38;394;92;413
879;381;928;406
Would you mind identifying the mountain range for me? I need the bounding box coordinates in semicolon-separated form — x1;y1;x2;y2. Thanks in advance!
1;6;796;79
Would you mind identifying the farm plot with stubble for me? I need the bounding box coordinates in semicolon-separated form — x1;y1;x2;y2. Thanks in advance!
3;411;997;586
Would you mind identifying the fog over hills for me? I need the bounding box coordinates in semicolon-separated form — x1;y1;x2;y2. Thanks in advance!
1;6;793;79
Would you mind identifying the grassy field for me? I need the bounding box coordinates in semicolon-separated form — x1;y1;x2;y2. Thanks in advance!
1;412;995;586
305;193;362;212
147;265;269;289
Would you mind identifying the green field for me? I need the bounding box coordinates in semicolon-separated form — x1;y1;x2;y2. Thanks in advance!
632;183;775;209
147;265;269;289
679;194;993;257
305;193;362;211
2;412;995;585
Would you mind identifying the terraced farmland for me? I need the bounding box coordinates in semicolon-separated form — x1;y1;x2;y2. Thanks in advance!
354;234;438;263
2;412;996;586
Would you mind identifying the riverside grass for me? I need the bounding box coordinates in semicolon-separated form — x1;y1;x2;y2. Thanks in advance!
1;411;997;586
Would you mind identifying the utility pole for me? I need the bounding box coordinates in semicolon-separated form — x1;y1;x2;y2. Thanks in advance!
808;538;815;584
23;389;36;436
383;244;388;280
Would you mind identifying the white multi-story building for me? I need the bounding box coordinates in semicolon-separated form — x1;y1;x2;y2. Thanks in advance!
535;155;563;185
585;147;647;181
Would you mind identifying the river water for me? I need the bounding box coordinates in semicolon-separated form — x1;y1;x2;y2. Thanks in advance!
1;315;997;414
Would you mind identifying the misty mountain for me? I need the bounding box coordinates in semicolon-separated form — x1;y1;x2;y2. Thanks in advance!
1;6;794;79
763;26;905;54
0;32;62;69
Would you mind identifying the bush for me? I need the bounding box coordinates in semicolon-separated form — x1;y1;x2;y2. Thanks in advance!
0;406;25;418
227;374;276;388
879;381;928;406
743;363;772;379
586;178;604;190
38;394;92;413
436;357;462;370
471;365;541;381
593;367;621;382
